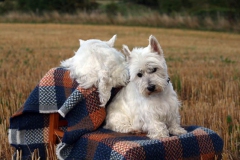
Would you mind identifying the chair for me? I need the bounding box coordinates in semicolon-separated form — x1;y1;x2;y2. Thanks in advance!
48;113;67;144
9;68;223;159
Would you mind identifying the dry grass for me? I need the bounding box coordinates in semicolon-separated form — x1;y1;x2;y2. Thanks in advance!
0;23;239;159
0;11;240;32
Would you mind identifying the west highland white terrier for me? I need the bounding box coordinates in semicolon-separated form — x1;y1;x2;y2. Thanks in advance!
104;35;187;139
61;35;129;106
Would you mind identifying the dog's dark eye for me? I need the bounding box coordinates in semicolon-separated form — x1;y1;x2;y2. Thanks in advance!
137;73;143;77
152;68;157;73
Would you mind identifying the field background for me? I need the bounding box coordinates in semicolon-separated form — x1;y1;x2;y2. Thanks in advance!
0;23;239;159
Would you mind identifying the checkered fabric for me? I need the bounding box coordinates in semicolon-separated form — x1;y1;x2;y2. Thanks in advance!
9;67;223;160
57;126;223;160
8;67;105;160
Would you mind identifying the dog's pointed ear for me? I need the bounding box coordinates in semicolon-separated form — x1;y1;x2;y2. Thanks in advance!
122;45;131;57
107;34;117;47
122;45;131;61
149;35;163;56
79;39;85;46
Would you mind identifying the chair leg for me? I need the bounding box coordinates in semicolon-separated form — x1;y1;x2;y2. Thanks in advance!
49;113;59;144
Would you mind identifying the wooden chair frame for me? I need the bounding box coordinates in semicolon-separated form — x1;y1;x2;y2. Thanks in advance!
49;113;67;144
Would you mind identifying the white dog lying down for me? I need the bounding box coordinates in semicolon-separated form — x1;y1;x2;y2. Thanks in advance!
104;35;187;139
61;35;129;107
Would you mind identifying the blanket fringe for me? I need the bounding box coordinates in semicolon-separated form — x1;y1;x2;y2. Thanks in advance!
56;142;70;160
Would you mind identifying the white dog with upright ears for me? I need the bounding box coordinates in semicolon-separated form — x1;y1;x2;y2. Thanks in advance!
61;35;129;106
104;35;187;139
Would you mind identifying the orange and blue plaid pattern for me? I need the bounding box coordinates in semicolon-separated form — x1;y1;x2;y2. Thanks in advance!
57;126;223;160
9;67;106;159
9;67;223;160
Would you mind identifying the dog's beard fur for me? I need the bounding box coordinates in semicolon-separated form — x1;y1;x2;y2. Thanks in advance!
61;35;129;106
104;35;187;139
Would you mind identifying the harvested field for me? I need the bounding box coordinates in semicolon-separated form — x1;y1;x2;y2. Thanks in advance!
0;23;239;159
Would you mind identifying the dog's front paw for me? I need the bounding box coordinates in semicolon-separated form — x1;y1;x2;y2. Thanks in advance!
99;91;111;107
104;124;135;134
119;126;135;133
169;127;187;136
147;129;170;139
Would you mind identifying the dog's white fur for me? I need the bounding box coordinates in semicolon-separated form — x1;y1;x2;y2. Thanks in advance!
104;35;187;139
61;35;129;106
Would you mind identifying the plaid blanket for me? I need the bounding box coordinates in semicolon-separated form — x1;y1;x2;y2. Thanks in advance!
9;67;223;160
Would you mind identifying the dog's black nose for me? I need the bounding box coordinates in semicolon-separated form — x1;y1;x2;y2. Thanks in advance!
147;85;156;92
